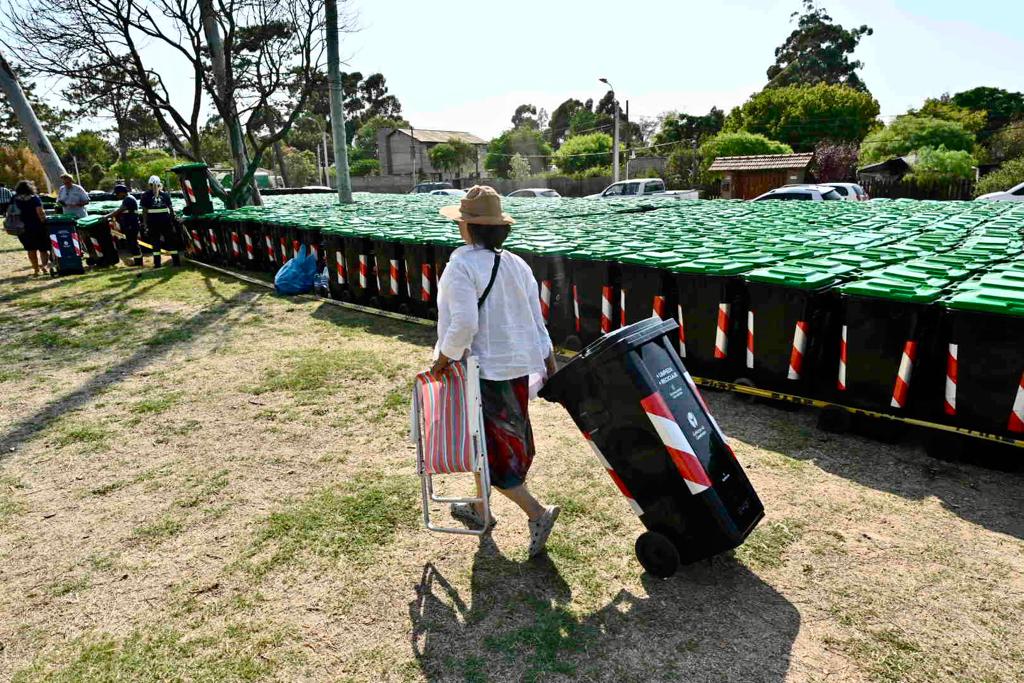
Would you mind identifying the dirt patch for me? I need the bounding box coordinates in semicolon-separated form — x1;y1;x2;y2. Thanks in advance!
1;235;1023;682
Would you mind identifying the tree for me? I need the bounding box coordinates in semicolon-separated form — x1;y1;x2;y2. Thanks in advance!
814;140;859;182
547;98;587;149
859;116;975;165
906;146;975;183
9;0;339;207
766;0;873;92
569;108;610;138
511;104;539;130
0;145;47;188
652;108;725;148
952;87;1024;143
0;51;66;188
54;131;117;183
912;97;987;135
485;127;552;177
428;138;476;178
109;149;179;189
975;156;1024;197
552;132;616;175
349;158;379;176
988;124;1024;164
0;63;67;147
281;146;318;186
725;84;879;152
352;115;410;158
701;131;793;167
509;153;531;180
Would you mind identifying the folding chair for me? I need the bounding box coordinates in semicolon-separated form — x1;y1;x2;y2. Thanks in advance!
411;357;492;536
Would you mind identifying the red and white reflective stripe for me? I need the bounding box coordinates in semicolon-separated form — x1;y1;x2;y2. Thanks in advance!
1008;374;1024;433
677;305;686;358
620;289;627;327
540;280;551;322
389;259;400;295
183;179;195;203
421;263;433;301
207;229;218;252
582;432;643;516
265;235;276;263
652;295;665;319
746;310;754;369
231;232;241;257
50;235;61;258
358;254;368;289
335;251;346;284
71;232;82;257
787;320;809;380
890;340;917;409
601;286;613;334
572;285;581;333
279;236;288;262
714;303;730;359
640;392;712;495
293;239;301;254
310;244;319;261
89;236;103;258
192;230;203;252
944;344;958;416
838;325;848;391
244;234;254;260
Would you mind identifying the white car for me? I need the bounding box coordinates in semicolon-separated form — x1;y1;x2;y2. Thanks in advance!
507;188;561;198
429;189;467;197
587;178;698;200
822;182;869;201
753;184;843;201
976;180;1024;202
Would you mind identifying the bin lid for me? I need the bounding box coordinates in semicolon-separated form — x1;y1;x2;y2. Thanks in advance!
946;284;1024;316
669;257;755;276
839;275;943;303
744;262;848;290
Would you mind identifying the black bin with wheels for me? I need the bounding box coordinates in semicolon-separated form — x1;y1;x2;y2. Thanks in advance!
539;317;764;578
75;215;118;267
564;248;623;351
47;214;86;276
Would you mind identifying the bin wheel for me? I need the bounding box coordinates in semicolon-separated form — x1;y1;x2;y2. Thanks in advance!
818;406;851;434
635;531;680;579
338;290;353;303
368;296;381;309
398;303;412;316
732;377;757;403
563;335;583;352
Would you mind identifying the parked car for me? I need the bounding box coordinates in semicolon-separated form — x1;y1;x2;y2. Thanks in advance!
976;180;1024;202
429;188;467;197
753;184;843;201
822;182;869;201
586;178;698;200
507;188;561;198
411;182;454;194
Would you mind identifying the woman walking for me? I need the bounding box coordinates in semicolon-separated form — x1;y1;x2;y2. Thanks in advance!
432;185;560;557
7;180;49;275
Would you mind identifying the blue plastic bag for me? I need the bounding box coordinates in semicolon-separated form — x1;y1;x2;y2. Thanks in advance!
274;244;317;295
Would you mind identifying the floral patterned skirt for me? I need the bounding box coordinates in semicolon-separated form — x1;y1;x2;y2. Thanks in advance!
480;376;535;490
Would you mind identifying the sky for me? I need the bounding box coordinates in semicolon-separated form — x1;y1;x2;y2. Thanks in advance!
30;0;1024;140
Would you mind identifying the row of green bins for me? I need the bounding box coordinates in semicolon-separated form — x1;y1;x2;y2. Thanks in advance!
742;258;856;393
371;231;409;311
618;250;682;328
563;245;629;351
344;229;378;304
940;265;1024;437
400;234;438;319
323;229;348;300
513;242;574;348
75;215;118;267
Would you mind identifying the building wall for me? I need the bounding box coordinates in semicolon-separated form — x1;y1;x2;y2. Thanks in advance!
377;128;485;180
720;169;805;199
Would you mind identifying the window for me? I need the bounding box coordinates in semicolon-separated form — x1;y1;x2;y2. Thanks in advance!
756;192;810;201
508;190;528;197
603;184;625;196
821;190;842;201
643;180;665;194
539;190;559;198
624;182;640;195
853;185;867;197
830;185;849;196
1013;184;1024;196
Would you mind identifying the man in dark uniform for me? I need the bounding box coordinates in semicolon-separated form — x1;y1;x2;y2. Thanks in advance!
141;175;182;267
107;184;142;267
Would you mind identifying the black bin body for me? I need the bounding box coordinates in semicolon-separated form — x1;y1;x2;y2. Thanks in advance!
372;239;408;310
620;263;675;327
566;256;620;351
184;220;209;262
343;236;378;303
517;251;574;348
540;318;764;575
403;242;437;318
743;283;841;395
48;220;85;276
223;218;246;266
674;273;747;381
433;243;456;282
237;219;264;271
78;219;118;267
202;219;225;264
325;234;349;300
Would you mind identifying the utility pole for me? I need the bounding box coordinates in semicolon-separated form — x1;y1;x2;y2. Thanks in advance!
600;78;620;182
0;49;66;191
322;130;330;186
325;0;352;203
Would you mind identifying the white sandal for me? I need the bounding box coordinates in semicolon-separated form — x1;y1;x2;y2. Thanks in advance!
527;506;561;558
450;502;497;530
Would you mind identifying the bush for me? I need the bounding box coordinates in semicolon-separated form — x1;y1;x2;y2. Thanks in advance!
108;149;178;190
906;146;975;183
700;131;793;166
987;123;1024;164
975;156;1024;197
349;158;379;177
485;127;551;177
814;141;860;182
0;145;47;189
552;133;616;175
859;116;975;165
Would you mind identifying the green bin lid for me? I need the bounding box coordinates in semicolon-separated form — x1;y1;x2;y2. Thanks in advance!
840;276;943;303
946;284;1024;316
744;264;842;290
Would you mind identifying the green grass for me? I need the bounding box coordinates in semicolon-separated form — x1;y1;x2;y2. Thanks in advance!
484;598;591;683
48;575;91;598
175;469;230;509
250;349;400;395
130;391;183;415
143;326;194;347
53;423;109;451
734;518;806;571
1;476;26;522
842;628;932;683
11;625;280;683
89;480;128;496
132;515;184;543
242;474;419;576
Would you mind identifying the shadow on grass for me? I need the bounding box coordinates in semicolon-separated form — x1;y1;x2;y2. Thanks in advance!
410;537;798;682
711;392;1024;541
310;300;436;349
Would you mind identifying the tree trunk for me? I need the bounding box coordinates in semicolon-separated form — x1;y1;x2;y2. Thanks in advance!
198;0;261;207
273;140;289;188
0;49;66;191
326;0;352;203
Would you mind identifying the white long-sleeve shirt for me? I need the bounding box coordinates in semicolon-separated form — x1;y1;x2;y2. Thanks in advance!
436;245;553;381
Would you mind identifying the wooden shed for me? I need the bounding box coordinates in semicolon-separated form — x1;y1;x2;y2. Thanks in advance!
709;153;815;199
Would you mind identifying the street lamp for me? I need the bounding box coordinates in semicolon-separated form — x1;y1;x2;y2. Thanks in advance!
599;77;620;182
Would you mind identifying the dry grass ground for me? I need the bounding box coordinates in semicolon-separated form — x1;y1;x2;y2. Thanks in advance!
1;234;1022;683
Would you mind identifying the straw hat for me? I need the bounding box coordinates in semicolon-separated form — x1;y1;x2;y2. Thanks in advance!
439;185;515;225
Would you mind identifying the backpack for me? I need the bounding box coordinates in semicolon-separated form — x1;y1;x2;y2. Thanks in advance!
4;201;24;236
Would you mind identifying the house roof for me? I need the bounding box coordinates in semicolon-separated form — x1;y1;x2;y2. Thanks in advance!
394;128;487;145
857;156;913;175
708;153;814;172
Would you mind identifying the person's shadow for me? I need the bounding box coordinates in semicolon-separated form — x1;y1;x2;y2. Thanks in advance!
410;537;799;682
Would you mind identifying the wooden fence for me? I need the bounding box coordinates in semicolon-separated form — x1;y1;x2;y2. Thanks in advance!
860;177;975;201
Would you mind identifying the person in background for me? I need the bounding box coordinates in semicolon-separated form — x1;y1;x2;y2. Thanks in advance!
433;185;561;558
10;180;49;275
0;182;13;216
140;175;181;267
56;173;89;218
107;184;142;267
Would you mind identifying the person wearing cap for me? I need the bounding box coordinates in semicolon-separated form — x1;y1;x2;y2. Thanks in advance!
433;185;561;557
56;173;90;218
141;175;181;267
107;184;142;267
